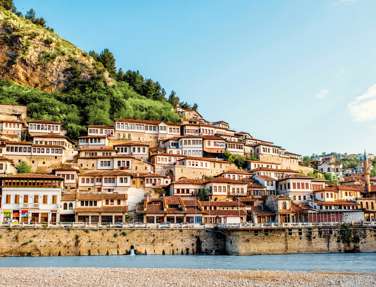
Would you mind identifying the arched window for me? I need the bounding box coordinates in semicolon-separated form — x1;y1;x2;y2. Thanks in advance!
63;203;67;210
69;203;73;210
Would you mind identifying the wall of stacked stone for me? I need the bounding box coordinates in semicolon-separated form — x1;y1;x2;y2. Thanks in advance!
224;226;376;255
0;227;224;256
0;226;375;256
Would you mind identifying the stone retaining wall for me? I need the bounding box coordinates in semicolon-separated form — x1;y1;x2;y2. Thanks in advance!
0;227;224;256
0;225;375;256
224;226;376;255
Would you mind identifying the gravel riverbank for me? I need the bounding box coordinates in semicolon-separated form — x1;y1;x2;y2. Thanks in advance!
0;268;374;287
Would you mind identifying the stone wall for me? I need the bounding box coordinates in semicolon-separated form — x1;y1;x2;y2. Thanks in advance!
224;226;376;255
0;225;375;257
0;227;224;256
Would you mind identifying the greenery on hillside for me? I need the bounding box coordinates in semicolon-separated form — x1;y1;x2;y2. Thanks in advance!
0;80;180;139
371;159;376;177
0;1;185;140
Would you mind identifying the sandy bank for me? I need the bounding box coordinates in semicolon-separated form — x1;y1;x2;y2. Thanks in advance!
0;268;374;287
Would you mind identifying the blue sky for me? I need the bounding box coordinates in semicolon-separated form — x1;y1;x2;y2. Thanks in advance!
15;0;376;155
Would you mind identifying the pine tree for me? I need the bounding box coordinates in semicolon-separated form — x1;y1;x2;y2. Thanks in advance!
98;49;116;78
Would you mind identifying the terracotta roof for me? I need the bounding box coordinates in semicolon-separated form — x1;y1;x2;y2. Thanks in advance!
77;193;127;201
315;200;357;206
161;135;203;142
80;170;133;177
202;135;226;141
32;134;67;139
88;125;114;129
248;182;266;189
200;201;246;207
115;118;162;125
113;142;149;147
151;153;186;158
207;177;248;185
0;173;63;180
3;141;65;149
178;156;228;163
246;160;281;165
79;135;107;139
75;206;128;213
28;119;62;124
255;175;276;181
173;178;207;185
77;154;137;160
203;210;247;217
164;196;182;205
79;146;114;151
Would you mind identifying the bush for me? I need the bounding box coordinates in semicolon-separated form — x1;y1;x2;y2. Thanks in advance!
16;161;31;173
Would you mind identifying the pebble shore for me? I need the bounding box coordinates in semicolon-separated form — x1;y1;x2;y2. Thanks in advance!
0;268;374;287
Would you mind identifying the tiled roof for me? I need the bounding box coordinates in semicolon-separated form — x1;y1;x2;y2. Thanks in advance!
113;141;149;147
315;200;357;206
173;178;207;185
0;173;63;180
75;206;128;213
207;177;248;185
200;201;246;207
77;193;127;200
80;170;133;177
28;119;62;124
115;118;162;125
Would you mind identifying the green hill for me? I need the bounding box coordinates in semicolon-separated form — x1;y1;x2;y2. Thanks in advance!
0;5;181;139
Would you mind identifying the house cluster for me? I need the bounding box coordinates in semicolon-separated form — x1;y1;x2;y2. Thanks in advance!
0;104;375;225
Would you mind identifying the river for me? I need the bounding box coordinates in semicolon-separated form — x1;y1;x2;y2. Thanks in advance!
0;253;375;272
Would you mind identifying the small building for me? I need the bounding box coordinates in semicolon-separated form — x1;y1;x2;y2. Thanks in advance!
28;120;65;136
0;174;63;224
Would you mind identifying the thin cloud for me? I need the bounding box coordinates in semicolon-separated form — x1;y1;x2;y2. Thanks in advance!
348;84;376;122
315;89;329;100
334;0;357;5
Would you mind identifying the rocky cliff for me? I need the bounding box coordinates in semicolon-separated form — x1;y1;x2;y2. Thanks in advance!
0;6;111;92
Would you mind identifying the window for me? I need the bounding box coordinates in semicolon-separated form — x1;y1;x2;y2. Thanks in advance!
34;195;39;204
6;195;11;204
24;195;29;204
43;195;48;204
52;195;57;204
15;195;19;204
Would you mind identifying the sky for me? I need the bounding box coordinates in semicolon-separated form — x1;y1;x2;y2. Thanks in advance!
14;0;376;155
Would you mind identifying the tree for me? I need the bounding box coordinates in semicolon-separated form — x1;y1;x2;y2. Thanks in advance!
16;161;31;173
168;90;180;108
224;151;247;169
371;160;376;177
25;8;47;28
302;156;311;167
324;172;338;185
97;48;116;78
0;0;14;10
197;188;209;201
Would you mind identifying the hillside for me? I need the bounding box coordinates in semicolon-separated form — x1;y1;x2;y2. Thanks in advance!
0;6;112;92
0;5;181;139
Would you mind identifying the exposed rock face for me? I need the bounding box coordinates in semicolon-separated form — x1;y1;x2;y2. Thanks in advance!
0;7;111;92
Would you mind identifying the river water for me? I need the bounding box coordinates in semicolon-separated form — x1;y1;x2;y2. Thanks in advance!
0;253;375;272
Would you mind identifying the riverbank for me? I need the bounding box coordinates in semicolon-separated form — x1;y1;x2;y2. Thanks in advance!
0;268;374;287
